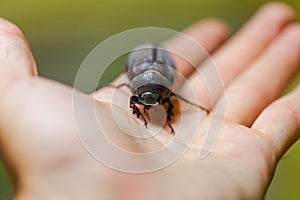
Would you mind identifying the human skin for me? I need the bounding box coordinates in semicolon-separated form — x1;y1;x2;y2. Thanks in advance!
0;2;300;200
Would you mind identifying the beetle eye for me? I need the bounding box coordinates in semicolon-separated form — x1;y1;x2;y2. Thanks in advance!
140;92;161;106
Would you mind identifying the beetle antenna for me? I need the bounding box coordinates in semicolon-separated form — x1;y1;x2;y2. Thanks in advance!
171;93;209;114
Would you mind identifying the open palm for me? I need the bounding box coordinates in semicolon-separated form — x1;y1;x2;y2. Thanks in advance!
0;3;299;200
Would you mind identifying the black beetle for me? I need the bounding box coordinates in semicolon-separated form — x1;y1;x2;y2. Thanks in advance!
103;43;209;134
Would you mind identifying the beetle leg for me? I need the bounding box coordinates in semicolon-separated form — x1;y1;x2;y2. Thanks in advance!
95;83;130;91
171;92;209;114
163;98;175;134
116;83;131;89
130;96;148;128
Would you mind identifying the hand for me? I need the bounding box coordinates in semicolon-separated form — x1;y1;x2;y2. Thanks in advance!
0;2;299;199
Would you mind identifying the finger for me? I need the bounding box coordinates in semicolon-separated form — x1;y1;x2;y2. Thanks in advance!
184;2;295;109
213;2;295;86
164;18;230;78
214;23;300;126
0;18;37;75
252;85;300;161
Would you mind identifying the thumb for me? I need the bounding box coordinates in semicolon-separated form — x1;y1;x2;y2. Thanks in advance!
0;17;38;189
0;18;37;75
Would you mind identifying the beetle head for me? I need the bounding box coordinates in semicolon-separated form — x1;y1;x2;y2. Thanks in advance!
139;92;162;106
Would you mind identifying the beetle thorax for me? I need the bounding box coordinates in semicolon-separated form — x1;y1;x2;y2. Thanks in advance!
130;70;172;93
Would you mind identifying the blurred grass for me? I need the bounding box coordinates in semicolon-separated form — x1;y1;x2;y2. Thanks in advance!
0;0;299;199
0;162;12;200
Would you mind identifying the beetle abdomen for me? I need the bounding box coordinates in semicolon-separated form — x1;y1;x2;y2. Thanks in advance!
125;43;176;84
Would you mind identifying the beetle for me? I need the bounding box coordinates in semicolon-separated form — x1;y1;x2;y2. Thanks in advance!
105;43;209;133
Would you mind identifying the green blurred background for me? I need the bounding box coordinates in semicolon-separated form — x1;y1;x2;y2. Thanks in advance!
0;0;299;199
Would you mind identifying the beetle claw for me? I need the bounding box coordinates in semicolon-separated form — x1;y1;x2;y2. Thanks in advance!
130;95;148;128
